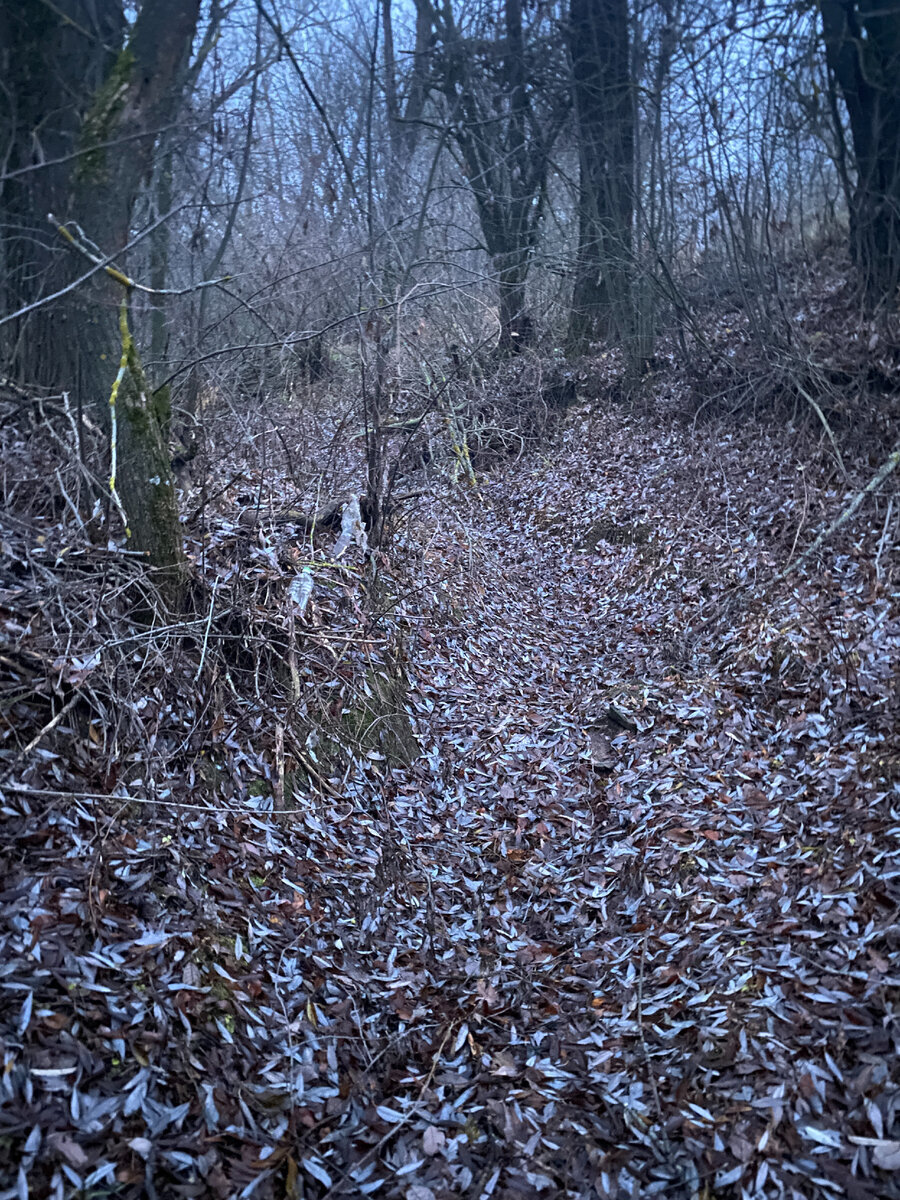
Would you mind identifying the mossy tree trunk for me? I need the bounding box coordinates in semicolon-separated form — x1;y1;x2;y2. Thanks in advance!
1;0;200;604
69;0;199;601
107;302;185;596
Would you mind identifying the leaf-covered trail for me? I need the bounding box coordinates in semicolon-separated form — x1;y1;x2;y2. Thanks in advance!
379;402;900;1198
2;402;899;1200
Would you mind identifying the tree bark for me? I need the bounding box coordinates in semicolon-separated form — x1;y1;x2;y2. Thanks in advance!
820;0;900;310
1;0;200;601
567;0;634;352
496;259;533;351
0;0;124;387
381;0;432;215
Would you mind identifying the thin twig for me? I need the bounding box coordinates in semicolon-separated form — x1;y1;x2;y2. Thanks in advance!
875;497;895;582
194;579;219;681
0;207;186;329
0;784;281;815
17;694;80;760
320;1022;456;1200
49;213;229;297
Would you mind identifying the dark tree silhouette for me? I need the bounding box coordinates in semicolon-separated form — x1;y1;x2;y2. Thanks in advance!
820;0;900;310
428;0;569;350
568;0;634;350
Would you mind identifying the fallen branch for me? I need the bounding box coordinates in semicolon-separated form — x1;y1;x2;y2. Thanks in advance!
783;443;900;576
241;490;426;530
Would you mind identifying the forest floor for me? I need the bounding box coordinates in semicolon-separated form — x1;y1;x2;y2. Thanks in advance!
2;385;900;1199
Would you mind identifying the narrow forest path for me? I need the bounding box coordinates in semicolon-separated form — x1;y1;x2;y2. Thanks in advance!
357;401;900;1199
3;402;899;1200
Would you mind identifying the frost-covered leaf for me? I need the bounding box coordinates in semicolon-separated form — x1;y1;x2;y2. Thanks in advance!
301;1157;333;1187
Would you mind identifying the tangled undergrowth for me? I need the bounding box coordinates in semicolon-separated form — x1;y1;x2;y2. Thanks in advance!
1;358;900;1199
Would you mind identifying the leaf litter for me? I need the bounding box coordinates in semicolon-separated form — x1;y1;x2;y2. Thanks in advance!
2;391;900;1199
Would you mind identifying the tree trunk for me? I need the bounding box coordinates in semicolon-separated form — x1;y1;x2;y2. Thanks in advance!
567;0;634;352
1;0;200;603
110;302;185;587
70;0;199;597
381;0;431;223
820;0;900;310
0;0;124;387
496;259;533;351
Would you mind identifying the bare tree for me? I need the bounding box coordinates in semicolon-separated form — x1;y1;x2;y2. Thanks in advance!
427;0;569;350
